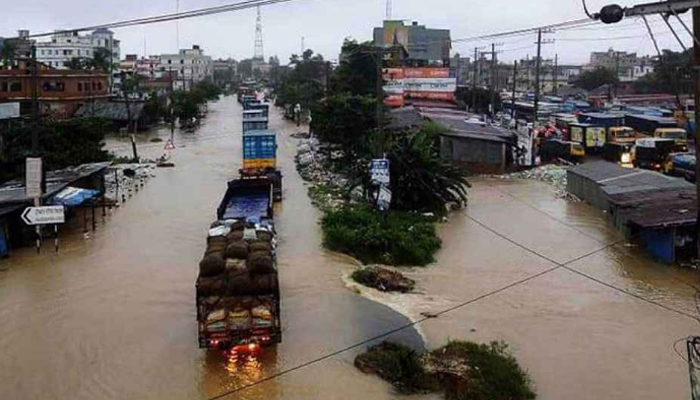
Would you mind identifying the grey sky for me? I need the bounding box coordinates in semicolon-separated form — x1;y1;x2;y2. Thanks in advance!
0;0;694;65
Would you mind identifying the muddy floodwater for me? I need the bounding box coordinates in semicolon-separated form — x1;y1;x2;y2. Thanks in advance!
1;96;698;400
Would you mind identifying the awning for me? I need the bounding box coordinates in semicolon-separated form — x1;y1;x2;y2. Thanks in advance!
48;187;100;207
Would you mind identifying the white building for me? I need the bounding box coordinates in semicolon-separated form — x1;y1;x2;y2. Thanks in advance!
36;29;120;69
35;29;121;92
159;45;213;91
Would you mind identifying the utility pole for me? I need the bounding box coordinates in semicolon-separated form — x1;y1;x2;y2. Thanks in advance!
169;68;175;141
472;47;478;113
30;45;39;154
375;48;384;157
491;43;497;117
693;8;700;281
511;60;518;126
533;29;543;129
555;54;560;95
614;52;620;100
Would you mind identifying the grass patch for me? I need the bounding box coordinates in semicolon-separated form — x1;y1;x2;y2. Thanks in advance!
354;342;439;394
356;341;536;400
321;207;441;266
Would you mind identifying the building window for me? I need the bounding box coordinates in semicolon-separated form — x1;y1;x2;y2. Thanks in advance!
168;59;172;64
78;82;83;92
180;59;184;64
92;82;97;90
42;81;65;92
97;82;103;91
10;81;22;92
0;82;7;92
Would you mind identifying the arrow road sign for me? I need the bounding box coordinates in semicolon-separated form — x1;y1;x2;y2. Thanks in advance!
21;206;65;226
164;139;176;151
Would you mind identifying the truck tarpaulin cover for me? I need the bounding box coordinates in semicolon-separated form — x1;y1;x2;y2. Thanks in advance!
48;187;100;207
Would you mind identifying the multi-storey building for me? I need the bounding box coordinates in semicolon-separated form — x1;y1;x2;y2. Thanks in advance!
588;48;655;82
374;20;451;67
35;29;120;69
159;45;213;91
0;59;109;118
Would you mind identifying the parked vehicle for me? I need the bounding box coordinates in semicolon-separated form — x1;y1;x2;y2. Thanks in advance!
633;138;676;171
664;153;696;182
247;103;270;118
606;127;636;144
241;129;282;202
569;123;606;153
654;128;689;152
577;112;625;128
539;138;585;163
237;87;254;103
196;178;281;351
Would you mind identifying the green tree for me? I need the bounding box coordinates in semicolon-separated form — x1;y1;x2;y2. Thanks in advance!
0;119;109;183
634;50;692;95
0;41;17;66
64;48;113;72
311;93;378;159
274;49;328;109
331;39;380;96
573;67;619;91
387;127;470;212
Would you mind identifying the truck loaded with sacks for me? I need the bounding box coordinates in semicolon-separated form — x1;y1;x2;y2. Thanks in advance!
196;178;281;351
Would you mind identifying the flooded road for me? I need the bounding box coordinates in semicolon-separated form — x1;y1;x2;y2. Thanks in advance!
403;178;700;400
2;95;699;400
0;96;426;400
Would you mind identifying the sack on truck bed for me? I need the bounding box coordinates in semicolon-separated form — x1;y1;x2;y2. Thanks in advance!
199;254;226;277
225;240;249;260
249;241;272;254
227;229;244;242
207;236;228;246
252;274;278;294
248;251;275;275
225;258;247;273
255;230;274;243
228;309;251;330
197;276;226;297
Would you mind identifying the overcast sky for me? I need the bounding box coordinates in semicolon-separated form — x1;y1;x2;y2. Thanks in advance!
0;0;695;65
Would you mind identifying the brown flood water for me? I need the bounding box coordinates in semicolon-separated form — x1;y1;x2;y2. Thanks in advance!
1;95;699;400
0;97;427;400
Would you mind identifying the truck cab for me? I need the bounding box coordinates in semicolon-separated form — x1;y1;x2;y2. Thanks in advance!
654;128;688;152
607;127;636;144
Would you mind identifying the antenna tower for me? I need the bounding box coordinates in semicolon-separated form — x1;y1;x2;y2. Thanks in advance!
254;6;264;60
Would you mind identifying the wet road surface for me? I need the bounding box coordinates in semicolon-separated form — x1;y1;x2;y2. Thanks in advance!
0;96;426;400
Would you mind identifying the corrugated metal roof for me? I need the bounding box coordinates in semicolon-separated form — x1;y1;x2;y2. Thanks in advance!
0;162;111;206
75;101;145;121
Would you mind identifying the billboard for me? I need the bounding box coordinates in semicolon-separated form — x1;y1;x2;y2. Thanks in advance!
404;68;451;78
0;103;20;120
382;68;456;106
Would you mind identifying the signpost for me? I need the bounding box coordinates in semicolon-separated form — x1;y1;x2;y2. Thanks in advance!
21;206;66;226
370;159;392;213
0;103;20;120
370;159;391;186
21;206;65;254
25;158;42;198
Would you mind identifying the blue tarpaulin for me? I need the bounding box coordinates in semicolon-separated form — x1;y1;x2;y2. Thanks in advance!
0;226;7;257
48;187;100;207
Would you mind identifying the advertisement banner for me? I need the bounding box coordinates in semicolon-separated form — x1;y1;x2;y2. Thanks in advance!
382;68;405;80
404;68;451;78
383;79;405;95
404;92;455;101
403;78;457;93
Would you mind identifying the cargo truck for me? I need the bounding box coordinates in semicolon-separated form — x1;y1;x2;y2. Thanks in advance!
625;114;688;151
569;123;606;153
196;178;281;352
664;153;696;183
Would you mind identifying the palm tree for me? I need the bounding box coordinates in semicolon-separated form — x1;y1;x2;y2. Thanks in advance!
388;128;470;212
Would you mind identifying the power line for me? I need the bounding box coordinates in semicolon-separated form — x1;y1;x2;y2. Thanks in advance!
16;0;299;39
203;213;698;400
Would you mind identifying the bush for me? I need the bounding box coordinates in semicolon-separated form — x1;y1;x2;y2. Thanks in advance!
321;207;441;266
351;266;416;293
431;341;536;400
354;342;438;394
355;341;536;400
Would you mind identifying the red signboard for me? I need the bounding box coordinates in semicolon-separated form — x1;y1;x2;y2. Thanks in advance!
405;91;455;101
403;68;451;78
